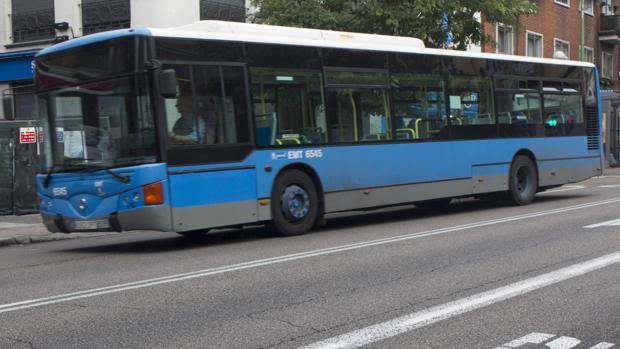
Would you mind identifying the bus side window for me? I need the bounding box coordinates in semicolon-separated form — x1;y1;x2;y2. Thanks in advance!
250;68;327;146
391;73;446;140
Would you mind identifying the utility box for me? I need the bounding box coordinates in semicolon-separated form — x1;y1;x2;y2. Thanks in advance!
0;121;39;215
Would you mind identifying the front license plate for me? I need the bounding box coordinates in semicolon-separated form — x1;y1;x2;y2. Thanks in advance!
74;220;110;230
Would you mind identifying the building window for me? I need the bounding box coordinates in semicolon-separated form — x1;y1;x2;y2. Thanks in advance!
602;52;614;79
497;24;513;55
583;47;594;63
200;0;246;22
583;0;594;15
10;81;36;120
602;0;614;15
11;0;55;43
554;0;570;7
554;38;570;59
81;0;130;35
526;32;543;58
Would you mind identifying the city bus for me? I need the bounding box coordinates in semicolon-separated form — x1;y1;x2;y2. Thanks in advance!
26;21;602;237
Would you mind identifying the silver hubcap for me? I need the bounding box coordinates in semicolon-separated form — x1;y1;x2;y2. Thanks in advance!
281;185;310;221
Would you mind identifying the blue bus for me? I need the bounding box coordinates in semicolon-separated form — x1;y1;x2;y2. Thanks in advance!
25;21;602;237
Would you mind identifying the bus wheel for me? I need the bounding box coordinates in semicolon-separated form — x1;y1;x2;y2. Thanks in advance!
270;170;319;236
505;155;538;205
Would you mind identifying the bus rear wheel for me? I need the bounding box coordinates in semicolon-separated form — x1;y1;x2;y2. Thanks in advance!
501;155;538;205
270;170;319;236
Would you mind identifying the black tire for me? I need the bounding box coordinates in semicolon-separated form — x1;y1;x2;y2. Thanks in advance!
502;155;538;205
415;198;452;210
177;229;210;239
270;170;319;236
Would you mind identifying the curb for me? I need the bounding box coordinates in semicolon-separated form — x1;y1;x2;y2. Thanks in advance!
0;232;113;248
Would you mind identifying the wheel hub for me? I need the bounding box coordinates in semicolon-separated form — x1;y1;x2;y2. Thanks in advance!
281;185;310;221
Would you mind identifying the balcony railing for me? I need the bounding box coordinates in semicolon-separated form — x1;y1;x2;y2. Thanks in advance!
82;0;130;35
600;15;620;45
601;15;620;32
11;8;55;43
200;0;246;22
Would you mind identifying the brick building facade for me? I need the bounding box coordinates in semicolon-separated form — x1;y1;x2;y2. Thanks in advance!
480;0;619;90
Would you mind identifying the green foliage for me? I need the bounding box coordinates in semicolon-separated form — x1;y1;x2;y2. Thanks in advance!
249;0;537;50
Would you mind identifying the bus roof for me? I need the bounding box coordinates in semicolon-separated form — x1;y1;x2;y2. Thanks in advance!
38;20;595;69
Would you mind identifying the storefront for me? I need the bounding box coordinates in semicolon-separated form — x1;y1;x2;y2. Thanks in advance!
0;50;40;215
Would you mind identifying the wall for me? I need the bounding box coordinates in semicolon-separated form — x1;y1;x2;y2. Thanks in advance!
131;0;200;29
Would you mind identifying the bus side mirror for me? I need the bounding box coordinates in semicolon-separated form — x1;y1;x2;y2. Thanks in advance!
2;91;14;121
158;69;177;99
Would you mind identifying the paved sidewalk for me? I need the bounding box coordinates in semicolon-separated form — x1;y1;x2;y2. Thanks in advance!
0;166;619;248
0;214;114;247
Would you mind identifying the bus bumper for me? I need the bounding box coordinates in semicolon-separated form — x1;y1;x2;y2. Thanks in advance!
42;205;172;233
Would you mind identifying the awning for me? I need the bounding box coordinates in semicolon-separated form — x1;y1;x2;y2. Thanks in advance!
0;50;39;83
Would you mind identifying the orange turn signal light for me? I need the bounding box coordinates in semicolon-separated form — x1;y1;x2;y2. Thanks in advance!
143;182;164;206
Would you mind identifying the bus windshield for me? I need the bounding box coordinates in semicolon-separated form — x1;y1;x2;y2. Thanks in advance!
35;37;157;171
38;74;157;171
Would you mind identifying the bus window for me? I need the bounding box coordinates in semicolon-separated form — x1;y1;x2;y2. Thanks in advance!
543;93;584;137
250;68;326;146
448;76;496;139
325;70;391;143
497;91;544;138
391;73;446;140
165;64;250;146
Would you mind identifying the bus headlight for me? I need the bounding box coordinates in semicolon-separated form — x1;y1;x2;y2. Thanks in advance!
143;182;164;206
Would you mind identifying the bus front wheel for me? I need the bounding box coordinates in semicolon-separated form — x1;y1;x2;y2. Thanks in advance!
270;170;319;236
503;155;538;205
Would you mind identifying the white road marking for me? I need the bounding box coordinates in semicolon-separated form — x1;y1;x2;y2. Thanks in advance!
299;251;620;349
590;343;616;349
494;332;555;348
599;185;620;188
545;336;581;349
584;218;620;229
496;333;614;349
538;185;586;194
2;197;620;315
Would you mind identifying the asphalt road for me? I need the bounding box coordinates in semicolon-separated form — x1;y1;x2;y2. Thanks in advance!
1;176;620;349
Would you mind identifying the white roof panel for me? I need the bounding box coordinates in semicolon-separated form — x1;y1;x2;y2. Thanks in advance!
148;21;595;69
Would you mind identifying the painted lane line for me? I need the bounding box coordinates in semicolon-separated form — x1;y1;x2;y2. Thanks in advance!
544;336;581;349
494;332;556;348
299;251;620;349
538;185;586;194
2;197;620;315
599;185;620;188
590;343;616;349
584;218;620;229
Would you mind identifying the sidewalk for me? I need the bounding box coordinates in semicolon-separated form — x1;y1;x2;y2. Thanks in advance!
0;214;113;247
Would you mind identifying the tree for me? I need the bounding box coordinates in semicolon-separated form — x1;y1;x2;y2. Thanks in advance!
249;0;537;50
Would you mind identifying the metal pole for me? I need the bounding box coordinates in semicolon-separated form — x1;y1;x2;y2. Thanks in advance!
580;0;585;61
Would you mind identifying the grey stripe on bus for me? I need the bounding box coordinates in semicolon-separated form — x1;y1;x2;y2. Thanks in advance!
171;200;259;232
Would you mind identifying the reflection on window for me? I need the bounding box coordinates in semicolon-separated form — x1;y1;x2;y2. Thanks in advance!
392;74;446;140
497;92;544;137
325;71;391;143
448;77;494;125
42;75;156;167
165;64;250;146
543;94;583;136
251;68;326;146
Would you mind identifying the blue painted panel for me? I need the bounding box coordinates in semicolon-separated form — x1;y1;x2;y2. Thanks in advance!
36;28;151;57
168;168;257;208
37;163;168;219
0;56;34;81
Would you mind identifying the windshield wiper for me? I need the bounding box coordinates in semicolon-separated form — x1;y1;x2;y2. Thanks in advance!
43;163;130;187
